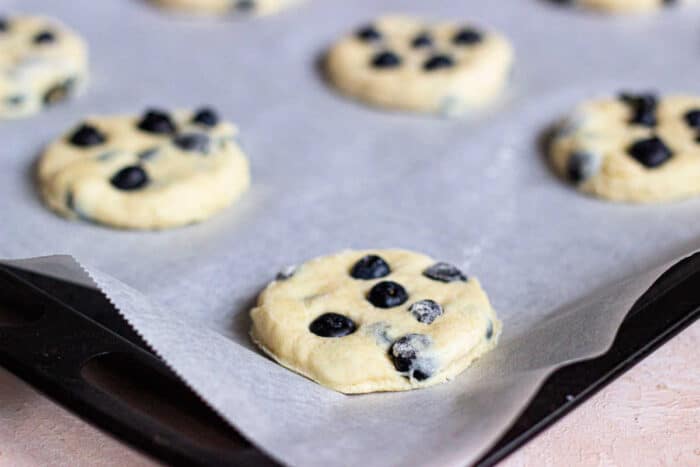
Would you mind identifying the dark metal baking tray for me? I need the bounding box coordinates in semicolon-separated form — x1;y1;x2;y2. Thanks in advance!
1;253;699;466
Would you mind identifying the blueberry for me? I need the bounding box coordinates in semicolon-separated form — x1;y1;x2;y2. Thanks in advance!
43;78;75;106
423;262;467;283
367;281;408;308
356;25;382;42
192;108;219;127
390;334;434;381
408;299;443;324
453;28;482;45
173;133;211;153
5;94;24;106
137;109;176;134
236;0;255;11
486;320;494;340
627;136;673;168
663;0;677;5
0;17;8;32
619;92;657;127
276;265;297;281
33;30;55;44
68;124;106;147
350;255;390;280
411;33;433;48
138;147;159;161
371;51;401;68
566;151;600;183
309;313;356;338
684;109;700;129
423;54;454;71
110;166;149;191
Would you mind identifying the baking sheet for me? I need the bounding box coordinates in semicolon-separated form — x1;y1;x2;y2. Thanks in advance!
3;0;700;465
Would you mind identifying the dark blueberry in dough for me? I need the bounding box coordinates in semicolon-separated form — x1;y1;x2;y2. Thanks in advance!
138;147;159;161
236;0;255;11
627;136;673;168
390;334;433;380
486;320;494;340
411;32;433;48
367;281;408;308
350;255;391;280
137;109;176;134
356;25;382;42
684;109;700;129
567;151;600;183
192;108;219;127
408;299;444;325
663;0;677;5
43;78;75;106
173;133;211;153
68;124;106;147
423;262;468;283
619;92;657;127
371;51;402;68
276;265;297;281
33;30;56;44
309;313;356;338
423;54;455;71
0;17;8;32
5;94;25;106
110;166;149;191
453;28;483;45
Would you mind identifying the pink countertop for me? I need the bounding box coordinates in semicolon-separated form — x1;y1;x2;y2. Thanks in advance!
1;321;698;467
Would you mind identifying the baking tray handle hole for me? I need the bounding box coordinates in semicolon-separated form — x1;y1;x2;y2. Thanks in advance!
80;351;250;452
0;292;45;327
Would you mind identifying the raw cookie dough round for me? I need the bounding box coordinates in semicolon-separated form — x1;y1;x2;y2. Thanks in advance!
324;16;514;116
0;15;88;119
148;0;303;16
549;92;700;203
551;0;694;14
38;107;250;229
250;250;501;394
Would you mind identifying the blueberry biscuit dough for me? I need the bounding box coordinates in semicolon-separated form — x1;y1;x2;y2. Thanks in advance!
324;16;514;116
38;108;250;229
551;0;695;14
149;0;304;16
548;93;700;203
0;15;88;119
250;250;501;394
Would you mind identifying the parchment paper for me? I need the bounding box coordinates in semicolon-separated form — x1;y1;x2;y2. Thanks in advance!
2;0;700;465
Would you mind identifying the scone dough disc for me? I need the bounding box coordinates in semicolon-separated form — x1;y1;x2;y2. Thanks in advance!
0;15;88;119
324;15;514;116
553;0;695;14
549;93;700;203
250;249;501;394
38;107;250;230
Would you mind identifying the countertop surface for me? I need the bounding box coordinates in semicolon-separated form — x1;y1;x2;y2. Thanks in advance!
1;321;699;467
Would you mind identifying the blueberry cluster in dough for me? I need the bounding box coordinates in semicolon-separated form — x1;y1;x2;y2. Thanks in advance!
558;91;697;183
300;253;470;382
0;15;88;118
65;108;220;192
356;23;484;73
550;92;700;202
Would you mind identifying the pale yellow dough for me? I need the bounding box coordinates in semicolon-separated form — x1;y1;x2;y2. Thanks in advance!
0;15;88;119
149;0;304;16
250;250;501;394
568;0;696;14
38;109;250;230
549;94;700;203
325;15;514;116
